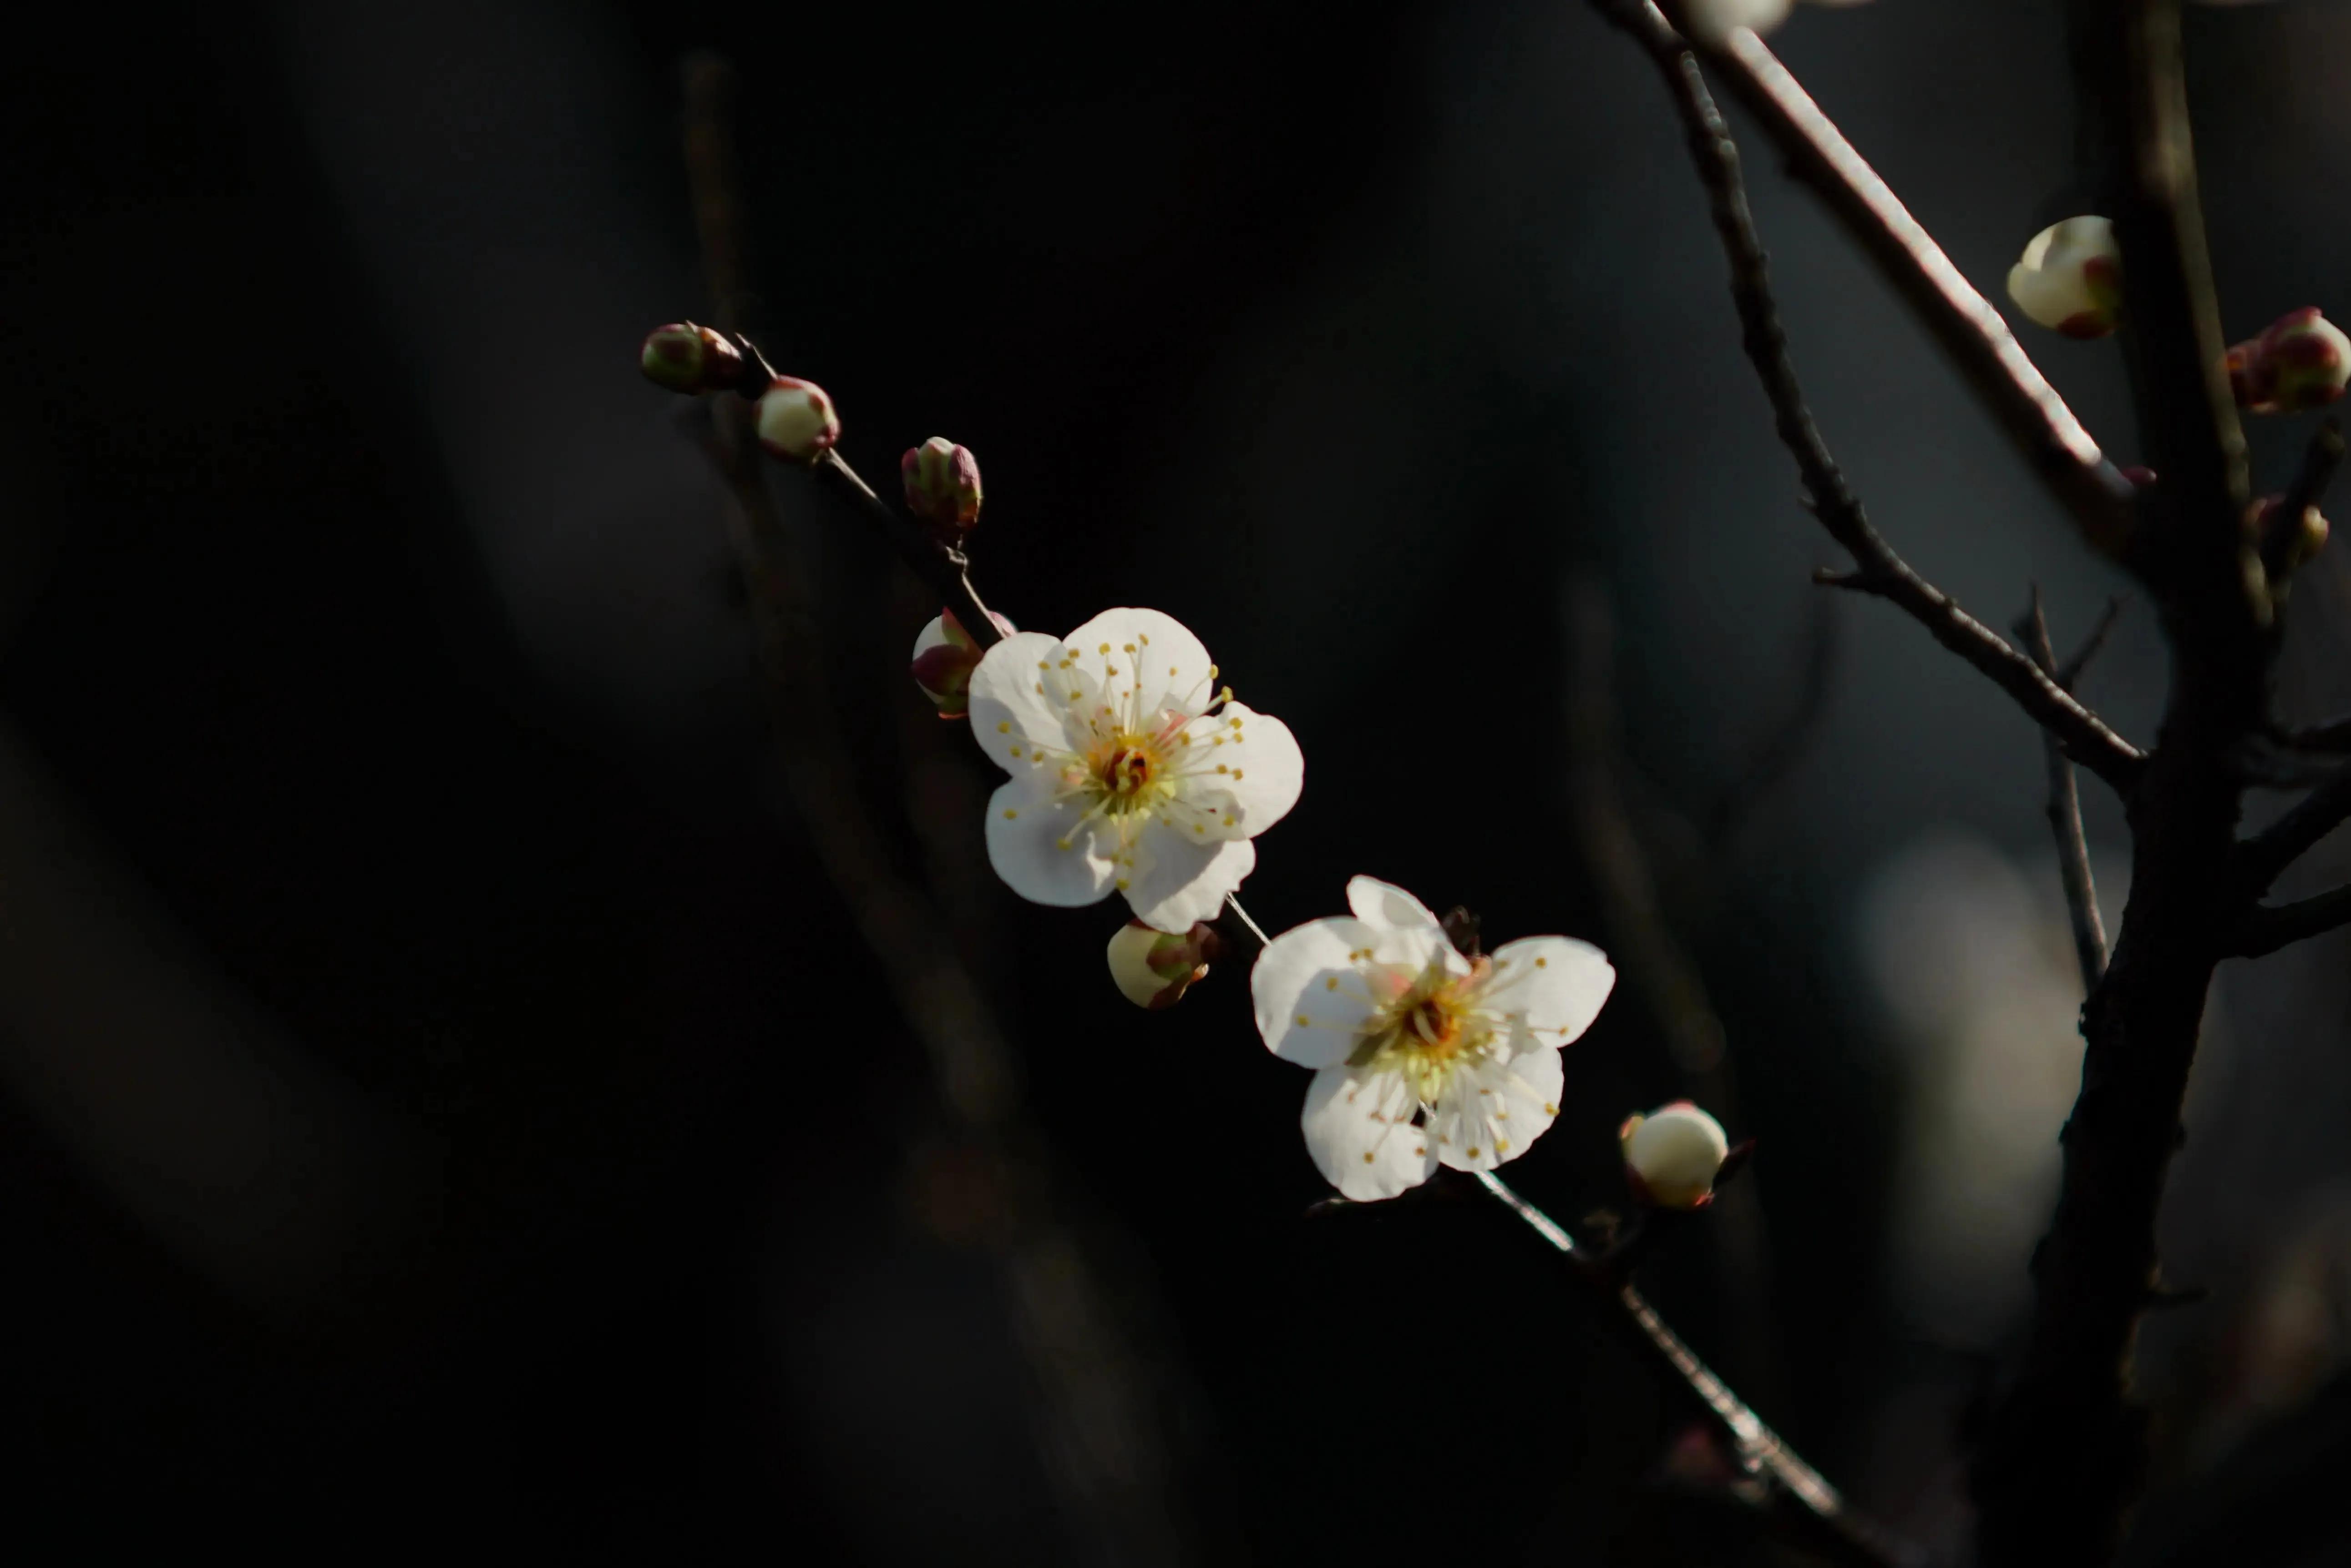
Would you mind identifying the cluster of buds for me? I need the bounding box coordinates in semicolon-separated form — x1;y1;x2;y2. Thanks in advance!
2228;308;2351;416
1105;920;1222;1010
1620;1101;1733;1209
902;437;984;539
2006;217;2123;339
910;607;1017;718
638;323;842;463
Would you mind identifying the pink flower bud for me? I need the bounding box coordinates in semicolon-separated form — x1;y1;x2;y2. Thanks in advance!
638;322;747;395
902;437;984;536
1619;1101;1730;1209
1105;919;1220;1009
910;607;1016;718
755;375;841;463
2007;217;2123;339
2233;308;2351;415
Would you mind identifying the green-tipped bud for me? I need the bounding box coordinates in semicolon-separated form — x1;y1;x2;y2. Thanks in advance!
1620;1101;1730;1209
902;437;983;536
1106;919;1219;1009
755;375;841;463
638;322;747;394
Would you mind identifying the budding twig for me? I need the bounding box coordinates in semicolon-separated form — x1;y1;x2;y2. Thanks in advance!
1658;10;2141;561
2017;589;2111;992
1589;0;2147;794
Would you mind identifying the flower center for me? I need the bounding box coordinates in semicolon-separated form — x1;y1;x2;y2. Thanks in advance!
1350;959;1493;1093
1085;732;1167;815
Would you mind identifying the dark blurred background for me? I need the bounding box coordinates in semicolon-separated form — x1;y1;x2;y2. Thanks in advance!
6;1;2351;1562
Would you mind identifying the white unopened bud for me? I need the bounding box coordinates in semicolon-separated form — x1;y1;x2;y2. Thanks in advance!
1620;1101;1731;1209
1105;920;1216;1010
755;375;841;463
910;607;1016;718
2007;217;2123;339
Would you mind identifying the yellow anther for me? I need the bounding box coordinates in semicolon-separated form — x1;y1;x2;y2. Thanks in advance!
998;721;1012;733
1008;746;1023;757
1542;1102;1558;1116
1466;1146;1481;1159
1003;809;1018;819
1231;769;1244;780
1534;956;1547;968
1099;642;1110;653
1122;643;1135;653
1057;837;1073;850
1361;1151;1375;1164
1115;877;1130;891
1295;1014;1311;1028
1494;1139;1510;1154
1324;976;1339;991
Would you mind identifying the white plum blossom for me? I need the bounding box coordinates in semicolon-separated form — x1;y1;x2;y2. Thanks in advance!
1252;877;1616;1201
967;608;1303;931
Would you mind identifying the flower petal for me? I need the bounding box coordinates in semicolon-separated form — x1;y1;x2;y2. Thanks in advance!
1062;607;1216;726
1301;1065;1439;1201
1211;703;1303;834
1429;1047;1564;1173
1123;829;1254;932
1484;936;1617;1047
983;778;1118;906
1251;915;1384;1066
1346;875;1446;935
971;631;1091;760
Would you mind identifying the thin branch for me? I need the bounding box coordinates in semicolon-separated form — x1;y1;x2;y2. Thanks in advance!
2058;596;2126;691
2017;588;2110;991
2234;883;2351;958
1666;12;2141;560
2269;714;2351;752
2240;761;2351;890
1480;1172;1914;1568
2265;419;2345;584
1590;0;2147;792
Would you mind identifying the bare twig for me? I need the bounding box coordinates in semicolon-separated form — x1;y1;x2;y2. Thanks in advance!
2017;589;2111;991
2240;761;2351;890
1591;0;2148;794
2263;419;2345;585
2270;714;2351;752
1668;12;2141;560
1972;7;2263;1564
2059;597;2126;691
1480;1172;1915;1568
2234;883;2351;957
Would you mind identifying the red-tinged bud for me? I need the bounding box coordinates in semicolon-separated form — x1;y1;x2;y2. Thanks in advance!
2007;217;2123;339
2231;308;2351;415
911;607;1017;718
755;375;841;462
2119;465;2158;491
1619;1101;1731;1210
638;322;747;394
902;437;984;536
1106;919;1221;1009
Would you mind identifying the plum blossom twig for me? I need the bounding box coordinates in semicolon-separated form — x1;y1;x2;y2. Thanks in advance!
1588;0;2148;794
1657;8;2143;561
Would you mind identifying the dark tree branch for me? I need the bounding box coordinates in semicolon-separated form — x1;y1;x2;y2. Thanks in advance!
1591;0;2147;793
1672;14;2142;561
2018;589;2111;991
2240;762;2351;890
1972;7;2263;1565
2234;884;2351;957
2270;714;2351;752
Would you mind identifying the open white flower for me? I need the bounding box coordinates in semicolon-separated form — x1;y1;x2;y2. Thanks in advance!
1252;877;1616;1201
967;608;1303;931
